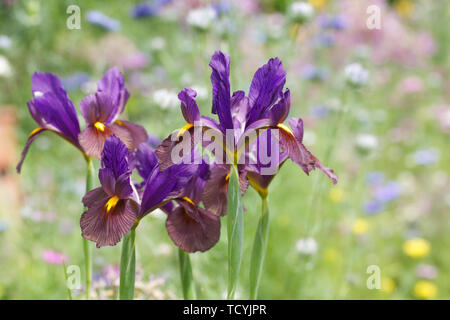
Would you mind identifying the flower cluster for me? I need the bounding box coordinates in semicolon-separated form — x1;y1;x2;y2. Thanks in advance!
18;51;337;254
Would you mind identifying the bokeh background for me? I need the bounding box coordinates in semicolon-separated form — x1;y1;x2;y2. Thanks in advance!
0;0;449;299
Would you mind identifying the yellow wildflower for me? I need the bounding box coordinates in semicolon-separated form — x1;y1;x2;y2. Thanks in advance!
329;187;344;203
382;278;396;294
308;0;327;11
395;0;414;18
352;219;369;235
403;238;430;258
414;281;437;299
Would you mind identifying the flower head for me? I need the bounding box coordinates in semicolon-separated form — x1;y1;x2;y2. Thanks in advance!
17;72;83;172
403;238;430;258
78;67;148;158
80;136;139;248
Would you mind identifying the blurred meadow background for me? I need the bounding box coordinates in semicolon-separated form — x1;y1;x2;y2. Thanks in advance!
0;0;449;299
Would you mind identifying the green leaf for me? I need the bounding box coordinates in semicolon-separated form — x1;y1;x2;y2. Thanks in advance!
227;165;244;300
249;196;269;299
178;248;196;299
119;229;136;300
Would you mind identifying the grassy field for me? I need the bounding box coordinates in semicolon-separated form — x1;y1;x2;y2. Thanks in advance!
0;0;449;299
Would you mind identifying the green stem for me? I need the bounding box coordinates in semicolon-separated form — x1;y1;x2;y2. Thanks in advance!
178;248;196;299
249;196;269;300
83;157;95;300
119;228;136;300
227;165;244;300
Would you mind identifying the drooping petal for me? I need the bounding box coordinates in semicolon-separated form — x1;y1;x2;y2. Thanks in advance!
112;120;148;151
202;165;229;217
269;88;290;125
246;58;286;125
16;128;47;173
82;187;109;208
209;51;233;131
278;119;338;184
79;126;114;159
28;93;81;147
166;203;220;253
80;198;138;248
97;67;130;117
178;88;200;124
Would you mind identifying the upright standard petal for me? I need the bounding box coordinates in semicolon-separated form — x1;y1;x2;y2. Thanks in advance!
97;67;130;117
209;51;233;131
269;89;290;125
178;88;200;124
246;58;286;126
101;135;131;179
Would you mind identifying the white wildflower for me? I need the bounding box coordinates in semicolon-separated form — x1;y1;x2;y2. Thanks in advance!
344;63;369;87
152;89;179;110
289;2;315;24
295;237;318;255
187;7;217;30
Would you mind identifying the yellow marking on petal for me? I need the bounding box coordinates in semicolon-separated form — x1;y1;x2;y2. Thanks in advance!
225;173;230;181
115;120;123;126
277;123;294;137
94;122;106;132
177;123;193;138
29;128;43;137
105;196;120;213
182;197;195;206
248;175;268;198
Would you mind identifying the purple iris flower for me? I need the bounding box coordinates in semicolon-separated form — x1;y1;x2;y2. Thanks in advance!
80;136;139;248
17;68;148;175
136;143;220;252
86;11;121;31
156;51;337;215
78;67;148;158
17;72;83;173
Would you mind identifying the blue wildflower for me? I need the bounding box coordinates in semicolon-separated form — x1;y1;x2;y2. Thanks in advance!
61;72;90;91
365;171;385;186
86;11;121;31
301;64;329;81
374;182;401;203
414;148;440;166
364;200;385;215
309;104;329;119
319;15;347;30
